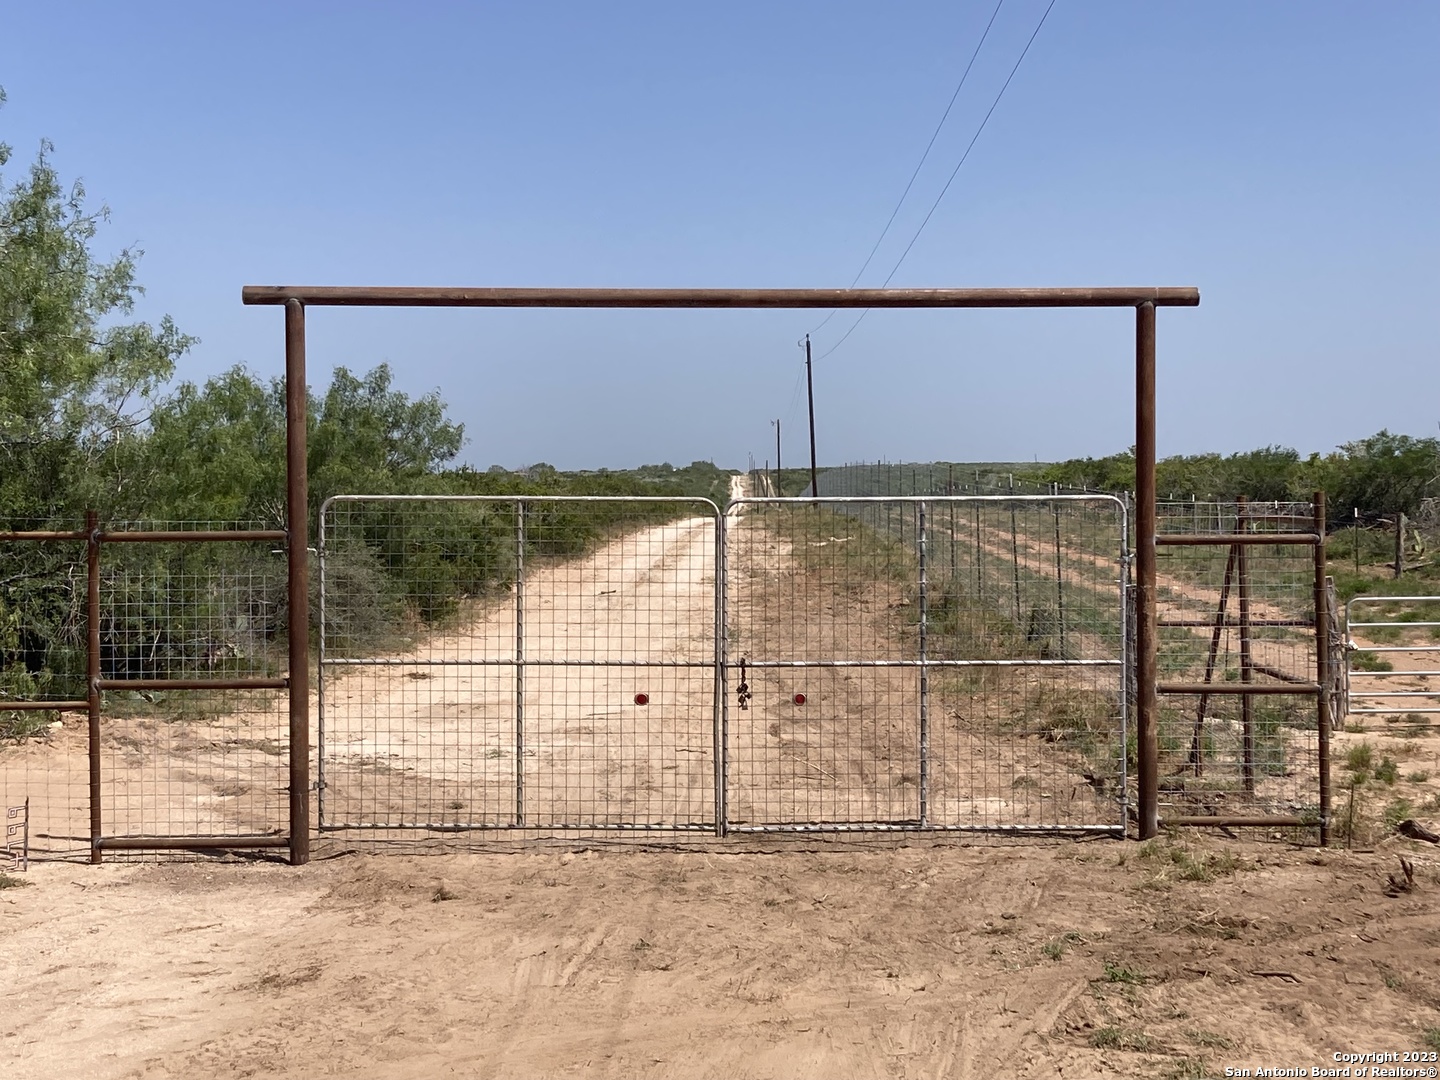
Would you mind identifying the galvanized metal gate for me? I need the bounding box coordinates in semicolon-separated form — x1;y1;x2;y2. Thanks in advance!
1345;596;1440;722
318;495;723;832
318;493;1129;836
722;496;1129;833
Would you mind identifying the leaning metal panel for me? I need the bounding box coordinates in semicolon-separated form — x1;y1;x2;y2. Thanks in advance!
318;495;722;831
723;495;1128;833
1345;596;1440;721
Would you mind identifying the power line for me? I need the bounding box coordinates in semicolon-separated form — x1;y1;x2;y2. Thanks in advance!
815;0;1059;362
781;355;807;428
809;0;1006;338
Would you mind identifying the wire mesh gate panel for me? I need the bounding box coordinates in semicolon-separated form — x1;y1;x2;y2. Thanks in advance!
1153;501;1326;830
723;496;1128;833
1345;596;1440;725
97;530;291;847
318;496;722;832
1;521;291;860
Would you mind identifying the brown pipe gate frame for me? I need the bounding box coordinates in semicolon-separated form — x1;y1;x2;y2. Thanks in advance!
0;517;292;862
13;284;1340;863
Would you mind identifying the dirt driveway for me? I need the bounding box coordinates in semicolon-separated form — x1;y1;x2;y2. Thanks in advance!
4;839;1439;1079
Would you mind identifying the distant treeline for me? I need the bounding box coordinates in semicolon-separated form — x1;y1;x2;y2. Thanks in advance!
1023;434;1439;521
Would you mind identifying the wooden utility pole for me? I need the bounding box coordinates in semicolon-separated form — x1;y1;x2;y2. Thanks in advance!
773;419;781;497
805;335;818;498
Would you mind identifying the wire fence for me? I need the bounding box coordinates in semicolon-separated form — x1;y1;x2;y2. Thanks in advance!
0;520;290;860
810;461;1084;498
318;496;722;833
1;482;1336;857
1153;500;1325;834
99;531;289;846
726;495;1128;832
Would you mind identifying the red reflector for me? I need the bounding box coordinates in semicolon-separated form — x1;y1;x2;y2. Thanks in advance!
793;693;806;705
634;693;649;706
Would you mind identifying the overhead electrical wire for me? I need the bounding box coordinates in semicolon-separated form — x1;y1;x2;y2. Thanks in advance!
814;0;1059;362
808;0;1007;338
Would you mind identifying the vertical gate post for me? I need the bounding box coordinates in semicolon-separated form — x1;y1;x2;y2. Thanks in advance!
1053;502;1066;657
1313;491;1332;845
515;502;526;826
1009;479;1021;622
918;500;929;825
714;505;728;836
1135;301;1159;839
86;509;102;864
1237;498;1255;793
285;299;311;865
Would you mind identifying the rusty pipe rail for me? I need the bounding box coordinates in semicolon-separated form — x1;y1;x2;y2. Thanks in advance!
242;285;1200;308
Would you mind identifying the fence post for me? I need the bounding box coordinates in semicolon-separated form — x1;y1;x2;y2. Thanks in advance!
1313;492;1332;846
86;509;102;864
1394;512;1406;578
1237;497;1255;794
1135;301;1159;839
285;298;311;866
1053;501;1066;657
714;504;728;836
918;500;929;825
1009;477;1021;623
515;501;527;826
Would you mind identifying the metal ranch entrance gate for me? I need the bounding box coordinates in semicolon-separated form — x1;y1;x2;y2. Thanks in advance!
317;492;1130;837
1;284;1210;864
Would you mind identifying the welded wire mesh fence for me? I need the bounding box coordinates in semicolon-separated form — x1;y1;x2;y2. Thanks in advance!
98;528;289;845
812;462;1082;499
0;526;88;860
1153;501;1324;831
0;521;290;860
725;495;1128;832
318;496;722;832
3;487;1334;856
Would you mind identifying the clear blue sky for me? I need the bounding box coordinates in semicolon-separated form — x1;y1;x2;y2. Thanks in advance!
2;1;1436;471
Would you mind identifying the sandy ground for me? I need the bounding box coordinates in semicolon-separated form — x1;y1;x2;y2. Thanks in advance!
5;488;1440;1076
4;838;1440;1079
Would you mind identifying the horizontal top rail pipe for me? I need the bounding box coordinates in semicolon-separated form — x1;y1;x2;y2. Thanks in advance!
1159;618;1314;628
322;494;720;508
1350;707;1440;715
98;835;290;850
96;677;290;692
1347;645;1440;654
243;285;1200;309
0;530;88;541
1156;533;1320;546
1161;816;1312;828
1347;597;1440;604
0;699;89;711
731;493;1126;506
1348;690;1440;698
99;529;288;544
1349;670;1440;678
1158;681;1323;695
1350;621;1440;629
